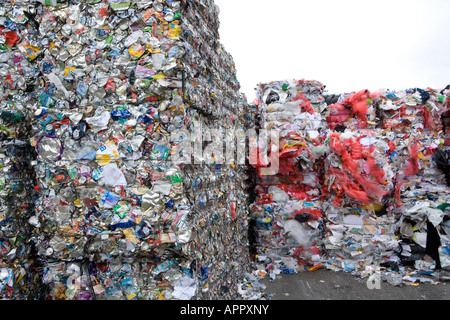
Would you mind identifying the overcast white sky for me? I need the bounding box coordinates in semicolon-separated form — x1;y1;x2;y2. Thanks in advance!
214;0;450;102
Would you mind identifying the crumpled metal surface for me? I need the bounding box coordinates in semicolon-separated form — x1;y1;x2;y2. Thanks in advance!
0;0;253;300
0;91;39;299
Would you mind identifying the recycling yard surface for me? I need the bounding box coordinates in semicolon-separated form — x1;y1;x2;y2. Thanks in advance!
263;269;450;300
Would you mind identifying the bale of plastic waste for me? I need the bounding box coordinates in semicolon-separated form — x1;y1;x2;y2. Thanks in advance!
250;79;327;279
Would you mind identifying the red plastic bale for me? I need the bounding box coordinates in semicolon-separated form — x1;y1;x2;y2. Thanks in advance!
403;142;420;176
294;92;315;115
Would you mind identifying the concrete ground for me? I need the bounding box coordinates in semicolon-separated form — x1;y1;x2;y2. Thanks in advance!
262;269;450;300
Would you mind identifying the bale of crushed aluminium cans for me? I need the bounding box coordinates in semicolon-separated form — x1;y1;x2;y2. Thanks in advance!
2;0;252;300
0;36;41;298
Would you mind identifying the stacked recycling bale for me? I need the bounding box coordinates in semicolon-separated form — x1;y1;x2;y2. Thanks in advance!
321;89;397;274
378;88;450;279
180;107;252;299
321;128;399;275
249;82;450;283
0;103;40;299
180;0;252;299
250;79;327;279
18;0;250;300
0;10;43;299
321;86;450;283
321;88;450;281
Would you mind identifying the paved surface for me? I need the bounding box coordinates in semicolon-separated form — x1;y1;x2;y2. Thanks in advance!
262;269;450;300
